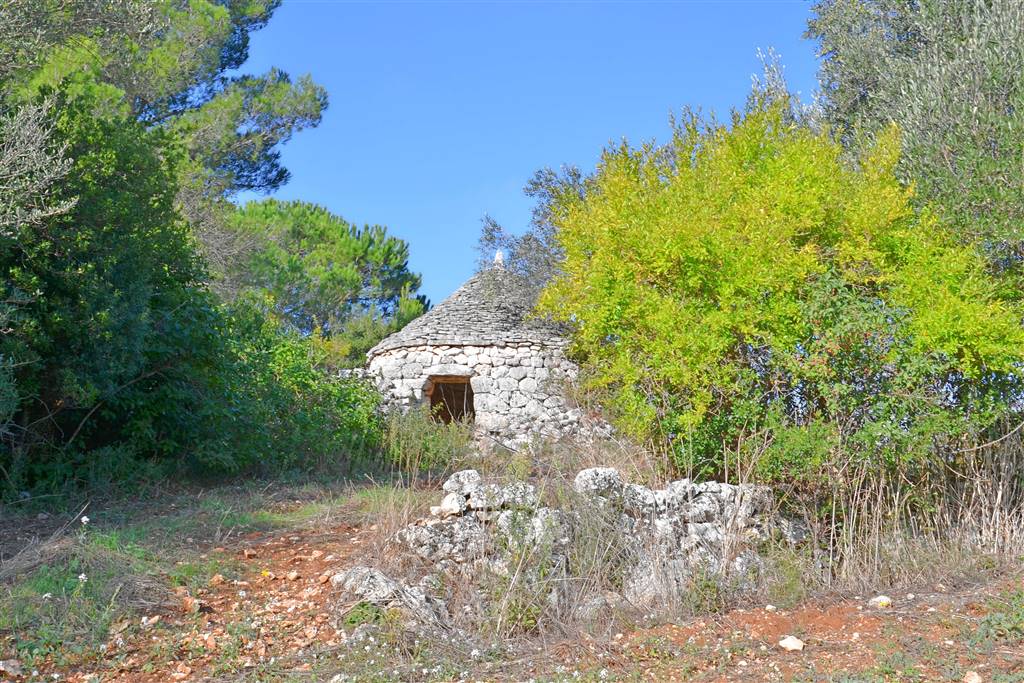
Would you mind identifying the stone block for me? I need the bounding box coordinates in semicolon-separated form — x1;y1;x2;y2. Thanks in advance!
401;362;423;378
475;412;509;432
424;364;473;377
472;393;494;412
470;376;494;393
443;469;483;495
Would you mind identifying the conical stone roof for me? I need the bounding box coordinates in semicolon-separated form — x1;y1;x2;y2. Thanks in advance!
367;267;566;358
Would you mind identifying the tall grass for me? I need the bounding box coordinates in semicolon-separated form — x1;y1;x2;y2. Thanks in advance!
381;406;474;483
722;427;1024;596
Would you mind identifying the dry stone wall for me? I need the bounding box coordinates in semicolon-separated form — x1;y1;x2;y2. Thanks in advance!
330;467;799;634
367;341;588;445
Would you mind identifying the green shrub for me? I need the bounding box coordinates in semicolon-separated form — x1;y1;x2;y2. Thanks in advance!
972;590;1024;646
539;101;1024;479
382;406;473;480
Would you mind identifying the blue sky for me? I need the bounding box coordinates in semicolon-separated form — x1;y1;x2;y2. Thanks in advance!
240;0;820;305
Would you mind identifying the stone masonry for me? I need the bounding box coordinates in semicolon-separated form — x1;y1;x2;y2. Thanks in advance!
366;264;593;445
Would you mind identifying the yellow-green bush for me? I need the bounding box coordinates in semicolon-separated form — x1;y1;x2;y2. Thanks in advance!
538;100;1024;482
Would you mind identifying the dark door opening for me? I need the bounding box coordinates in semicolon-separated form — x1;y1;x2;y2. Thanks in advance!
428;376;475;424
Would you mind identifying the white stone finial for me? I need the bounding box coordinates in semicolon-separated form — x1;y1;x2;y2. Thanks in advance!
494;250;505;268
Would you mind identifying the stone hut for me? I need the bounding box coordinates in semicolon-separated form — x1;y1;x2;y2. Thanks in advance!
366;264;588;445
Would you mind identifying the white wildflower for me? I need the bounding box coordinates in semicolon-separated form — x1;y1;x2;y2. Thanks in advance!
77;573;87;583
80;515;90;526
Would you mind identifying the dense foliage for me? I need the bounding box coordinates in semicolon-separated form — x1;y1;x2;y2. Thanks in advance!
538;101;1024;482
808;0;1024;278
0;1;418;498
228;199;426;365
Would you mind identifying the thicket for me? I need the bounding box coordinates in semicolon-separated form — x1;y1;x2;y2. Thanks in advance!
809;0;1024;280
540;100;1024;474
0;1;419;499
536;89;1024;581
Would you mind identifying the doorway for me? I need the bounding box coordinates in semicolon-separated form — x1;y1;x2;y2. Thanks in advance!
428;376;475;424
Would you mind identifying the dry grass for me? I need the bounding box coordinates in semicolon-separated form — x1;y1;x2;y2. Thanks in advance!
739;432;1024;606
360;427;1024;652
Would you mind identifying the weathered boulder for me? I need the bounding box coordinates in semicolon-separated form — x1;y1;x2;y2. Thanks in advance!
429;491;468;518
573;467;624;498
467;482;538;510
397;515;488;564
330;565;451;629
442;469;482;496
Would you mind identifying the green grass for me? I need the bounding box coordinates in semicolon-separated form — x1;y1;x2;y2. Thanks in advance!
0;475;362;670
168;555;240;590
0;532;159;666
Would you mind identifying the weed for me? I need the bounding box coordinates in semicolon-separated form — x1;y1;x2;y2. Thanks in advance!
682;567;730;615
383;406;473;481
760;545;814;609
168;556;239;590
0;531;170;667
972;590;1024;646
342;601;388;628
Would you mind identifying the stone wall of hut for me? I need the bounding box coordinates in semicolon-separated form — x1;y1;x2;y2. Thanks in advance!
367;341;588;445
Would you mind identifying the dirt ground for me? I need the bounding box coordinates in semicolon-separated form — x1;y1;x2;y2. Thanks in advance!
2;487;1023;682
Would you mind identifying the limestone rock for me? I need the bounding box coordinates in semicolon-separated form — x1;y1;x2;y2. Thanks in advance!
331;566;450;629
430;490;468;517
868;595;893;609
397;516;487;563
362;467;791;627
467;482;538;511
573;467;625;497
778;635;805;652
442;469;482;496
